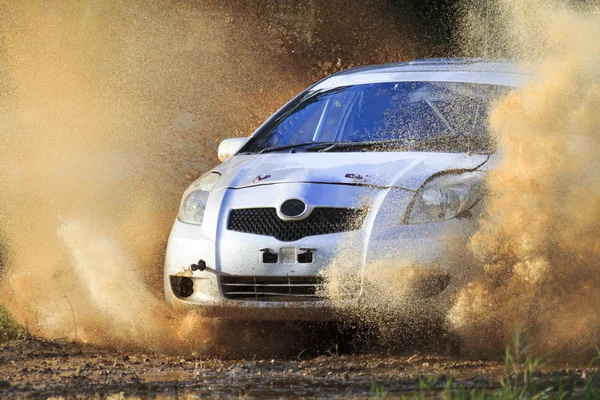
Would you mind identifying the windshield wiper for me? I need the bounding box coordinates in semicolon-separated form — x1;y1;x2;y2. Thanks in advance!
258;141;339;154
316;136;494;153
317;139;411;152
258;139;415;154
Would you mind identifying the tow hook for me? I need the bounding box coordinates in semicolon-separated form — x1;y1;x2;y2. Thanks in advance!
191;260;207;272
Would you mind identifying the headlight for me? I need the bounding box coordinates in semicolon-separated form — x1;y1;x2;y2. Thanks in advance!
178;172;220;225
403;170;485;224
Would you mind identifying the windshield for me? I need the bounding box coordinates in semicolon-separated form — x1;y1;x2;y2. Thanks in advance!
241;81;511;154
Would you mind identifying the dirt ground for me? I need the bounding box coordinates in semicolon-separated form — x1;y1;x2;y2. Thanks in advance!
1;335;596;399
0;336;511;399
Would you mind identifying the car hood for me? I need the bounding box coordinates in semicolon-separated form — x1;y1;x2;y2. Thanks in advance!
212;152;489;191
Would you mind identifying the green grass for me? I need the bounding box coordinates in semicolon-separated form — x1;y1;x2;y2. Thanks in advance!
0;304;28;341
371;325;600;399
371;378;389;398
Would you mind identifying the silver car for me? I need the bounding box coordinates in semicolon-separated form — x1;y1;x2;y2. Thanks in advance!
164;59;527;320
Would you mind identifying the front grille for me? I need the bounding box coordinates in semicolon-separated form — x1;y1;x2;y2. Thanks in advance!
220;276;324;301
227;207;367;242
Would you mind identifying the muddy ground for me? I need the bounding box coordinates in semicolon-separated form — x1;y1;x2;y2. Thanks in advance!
0;337;500;398
0;335;596;399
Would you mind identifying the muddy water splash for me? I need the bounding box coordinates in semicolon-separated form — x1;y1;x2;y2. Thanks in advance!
449;0;600;359
321;230;481;348
0;0;426;353
0;0;214;350
320;0;600;358
0;0;303;351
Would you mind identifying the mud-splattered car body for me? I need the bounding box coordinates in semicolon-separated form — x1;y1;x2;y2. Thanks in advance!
164;59;529;320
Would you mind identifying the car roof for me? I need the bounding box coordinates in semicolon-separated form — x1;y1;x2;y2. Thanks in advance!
312;58;531;91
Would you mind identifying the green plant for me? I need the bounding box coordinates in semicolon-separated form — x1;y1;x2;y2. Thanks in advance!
370;378;388;399
588;347;600;368
436;325;600;399
0;304;27;341
497;324;549;399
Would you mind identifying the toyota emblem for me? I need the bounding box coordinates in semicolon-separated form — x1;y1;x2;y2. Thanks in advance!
280;199;308;218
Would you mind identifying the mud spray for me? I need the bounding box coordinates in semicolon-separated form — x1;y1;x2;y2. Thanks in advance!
0;0;424;354
448;0;600;360
1;0;598;360
322;0;600;360
0;0;307;353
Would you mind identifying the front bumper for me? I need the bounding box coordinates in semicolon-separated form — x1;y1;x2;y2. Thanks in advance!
164;183;481;321
164;216;365;321
170;295;354;321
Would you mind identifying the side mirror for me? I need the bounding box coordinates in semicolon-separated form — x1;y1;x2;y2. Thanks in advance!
218;137;248;162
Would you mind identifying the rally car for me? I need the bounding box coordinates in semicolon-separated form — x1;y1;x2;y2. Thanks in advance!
164;58;527;320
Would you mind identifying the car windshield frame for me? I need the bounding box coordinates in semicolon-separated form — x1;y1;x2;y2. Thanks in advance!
239;81;512;155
